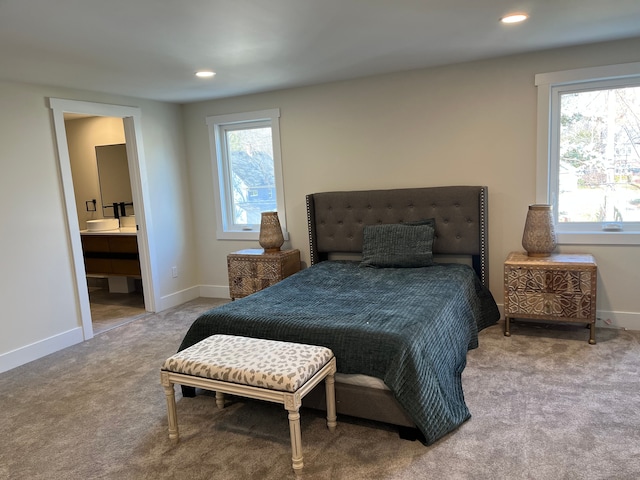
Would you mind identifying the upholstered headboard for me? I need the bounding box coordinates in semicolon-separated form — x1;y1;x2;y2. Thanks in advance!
306;186;489;287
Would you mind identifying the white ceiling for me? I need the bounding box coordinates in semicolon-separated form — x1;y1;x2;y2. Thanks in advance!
1;0;640;104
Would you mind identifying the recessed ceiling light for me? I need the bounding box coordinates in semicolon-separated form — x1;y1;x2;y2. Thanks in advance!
195;71;216;78
500;13;529;24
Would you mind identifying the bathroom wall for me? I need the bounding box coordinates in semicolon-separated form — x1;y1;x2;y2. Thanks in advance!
65;116;126;230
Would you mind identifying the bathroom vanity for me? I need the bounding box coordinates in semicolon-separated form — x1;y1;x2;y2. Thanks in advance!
80;228;140;277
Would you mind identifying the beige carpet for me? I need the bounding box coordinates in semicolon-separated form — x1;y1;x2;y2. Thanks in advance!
1;298;639;480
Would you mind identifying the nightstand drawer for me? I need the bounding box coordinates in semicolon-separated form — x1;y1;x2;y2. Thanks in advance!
505;292;594;319
505;268;594;294
228;257;284;280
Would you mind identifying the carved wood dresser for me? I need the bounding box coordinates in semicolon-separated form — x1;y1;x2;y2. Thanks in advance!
503;251;597;344
227;248;301;300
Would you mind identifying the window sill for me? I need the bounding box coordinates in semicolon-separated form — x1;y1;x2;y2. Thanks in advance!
558;231;640;246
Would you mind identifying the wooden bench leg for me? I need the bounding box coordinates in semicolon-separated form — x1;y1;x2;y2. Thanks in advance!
325;373;337;432
160;372;179;442
287;409;304;472
215;391;225;409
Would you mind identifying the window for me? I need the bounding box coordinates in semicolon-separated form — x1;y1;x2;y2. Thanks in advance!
206;109;287;240
536;62;640;245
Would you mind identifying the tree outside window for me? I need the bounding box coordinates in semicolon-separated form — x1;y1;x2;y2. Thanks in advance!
226;126;276;225
559;86;640;224
206;109;286;240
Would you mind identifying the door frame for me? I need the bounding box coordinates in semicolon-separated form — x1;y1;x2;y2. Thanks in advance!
49;98;158;340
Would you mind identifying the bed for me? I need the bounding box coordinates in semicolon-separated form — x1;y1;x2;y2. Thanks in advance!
178;186;500;445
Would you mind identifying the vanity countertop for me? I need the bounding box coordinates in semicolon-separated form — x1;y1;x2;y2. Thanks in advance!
80;227;137;236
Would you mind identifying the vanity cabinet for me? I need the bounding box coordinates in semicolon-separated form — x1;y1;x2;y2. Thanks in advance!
81;234;141;276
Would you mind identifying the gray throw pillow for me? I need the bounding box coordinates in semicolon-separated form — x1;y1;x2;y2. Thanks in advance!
360;223;435;268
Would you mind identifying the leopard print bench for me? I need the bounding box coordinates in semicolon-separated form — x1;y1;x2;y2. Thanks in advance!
160;334;337;473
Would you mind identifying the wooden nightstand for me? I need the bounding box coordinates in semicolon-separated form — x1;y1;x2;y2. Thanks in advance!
227;249;301;300
504;252;597;344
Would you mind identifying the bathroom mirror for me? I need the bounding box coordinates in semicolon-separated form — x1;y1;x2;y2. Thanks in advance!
96;143;134;217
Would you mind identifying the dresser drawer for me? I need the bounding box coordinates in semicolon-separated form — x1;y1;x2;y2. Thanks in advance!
505;268;594;294
228;257;285;280
230;276;278;297
505;292;594;320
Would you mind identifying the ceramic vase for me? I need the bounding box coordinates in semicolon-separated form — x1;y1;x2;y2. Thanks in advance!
522;204;557;257
259;211;284;253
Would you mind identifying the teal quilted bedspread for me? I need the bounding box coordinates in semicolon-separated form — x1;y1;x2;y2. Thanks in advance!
178;261;499;444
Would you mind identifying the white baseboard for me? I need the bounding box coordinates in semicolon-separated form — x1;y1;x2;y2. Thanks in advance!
152;284;230;313
0;327;83;374
199;284;231;299
156;285;201;312
496;304;640;331
595;310;640;331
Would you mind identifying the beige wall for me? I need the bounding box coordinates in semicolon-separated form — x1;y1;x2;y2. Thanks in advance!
183;36;640;330
0;81;197;372
0;82;80;355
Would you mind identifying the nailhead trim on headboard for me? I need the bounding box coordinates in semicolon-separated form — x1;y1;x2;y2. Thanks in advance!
306;193;317;266
479;186;488;287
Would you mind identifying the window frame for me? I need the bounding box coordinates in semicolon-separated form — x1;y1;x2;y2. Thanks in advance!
535;62;640;245
206;108;288;241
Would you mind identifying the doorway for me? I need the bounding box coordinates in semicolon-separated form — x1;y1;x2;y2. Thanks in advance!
50;98;158;341
66;116;146;333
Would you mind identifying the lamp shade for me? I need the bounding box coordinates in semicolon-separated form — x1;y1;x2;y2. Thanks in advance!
259;211;284;253
522;204;557;256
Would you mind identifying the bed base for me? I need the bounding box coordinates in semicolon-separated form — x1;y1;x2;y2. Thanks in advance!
303;381;413;425
182;381;423;441
182;382;413;426
304;381;425;441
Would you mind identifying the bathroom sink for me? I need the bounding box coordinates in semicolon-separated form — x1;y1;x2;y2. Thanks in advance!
119;215;136;228
86;218;120;232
